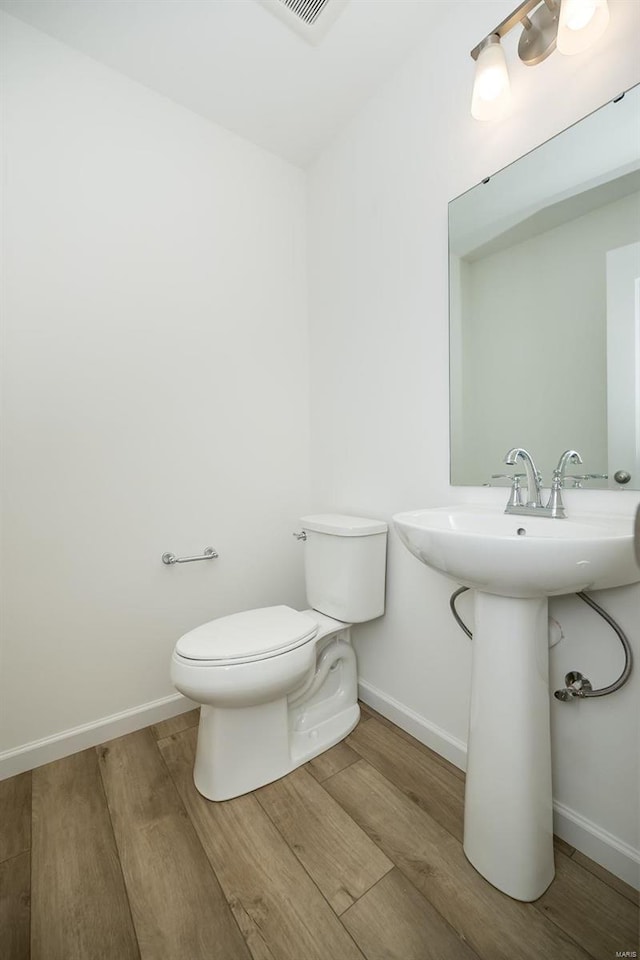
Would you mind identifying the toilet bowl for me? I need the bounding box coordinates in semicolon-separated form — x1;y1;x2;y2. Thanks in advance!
170;514;387;801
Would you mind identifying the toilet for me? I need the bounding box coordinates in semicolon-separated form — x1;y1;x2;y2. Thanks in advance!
170;514;387;801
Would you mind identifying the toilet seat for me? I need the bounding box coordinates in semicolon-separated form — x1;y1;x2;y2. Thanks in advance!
175;605;318;666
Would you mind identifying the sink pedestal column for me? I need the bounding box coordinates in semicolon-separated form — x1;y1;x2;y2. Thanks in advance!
463;591;555;901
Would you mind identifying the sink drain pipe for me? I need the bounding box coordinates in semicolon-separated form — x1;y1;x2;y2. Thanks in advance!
449;587;633;700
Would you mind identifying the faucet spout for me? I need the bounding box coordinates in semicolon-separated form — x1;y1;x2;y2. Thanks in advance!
554;450;583;477
504;447;543;508
545;449;584;518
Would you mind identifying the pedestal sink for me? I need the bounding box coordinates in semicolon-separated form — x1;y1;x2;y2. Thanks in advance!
393;505;639;901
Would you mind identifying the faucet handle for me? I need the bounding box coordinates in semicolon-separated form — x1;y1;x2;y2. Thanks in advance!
565;473;608;488
491;473;525;507
491;472;526;482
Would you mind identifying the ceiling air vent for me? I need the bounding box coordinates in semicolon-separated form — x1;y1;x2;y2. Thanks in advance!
259;0;349;45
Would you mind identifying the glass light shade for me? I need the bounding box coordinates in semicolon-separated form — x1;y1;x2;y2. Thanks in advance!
557;0;610;55
471;36;511;122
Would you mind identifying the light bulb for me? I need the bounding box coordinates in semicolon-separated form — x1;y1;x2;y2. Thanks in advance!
565;0;596;30
471;36;511;122
557;0;610;55
476;64;506;101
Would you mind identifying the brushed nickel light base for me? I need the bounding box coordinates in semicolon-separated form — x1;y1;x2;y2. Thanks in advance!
518;3;559;65
470;0;559;61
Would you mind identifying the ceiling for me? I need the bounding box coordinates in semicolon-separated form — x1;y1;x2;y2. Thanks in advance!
0;0;448;167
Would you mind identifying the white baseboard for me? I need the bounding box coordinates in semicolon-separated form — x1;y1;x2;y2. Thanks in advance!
0;693;196;781
553;801;640;891
358;679;468;771
358;679;640;891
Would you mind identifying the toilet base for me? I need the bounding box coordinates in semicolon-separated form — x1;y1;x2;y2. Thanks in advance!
193;626;359;801
291;702;360;768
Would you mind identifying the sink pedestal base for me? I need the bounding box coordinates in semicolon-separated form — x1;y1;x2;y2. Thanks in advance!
463;591;555;902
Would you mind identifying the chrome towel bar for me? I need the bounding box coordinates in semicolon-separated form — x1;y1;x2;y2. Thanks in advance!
162;547;218;565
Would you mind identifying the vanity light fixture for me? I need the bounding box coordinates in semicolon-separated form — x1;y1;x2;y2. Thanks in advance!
470;0;610;121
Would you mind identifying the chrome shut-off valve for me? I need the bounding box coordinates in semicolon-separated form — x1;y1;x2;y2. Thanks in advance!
554;671;593;701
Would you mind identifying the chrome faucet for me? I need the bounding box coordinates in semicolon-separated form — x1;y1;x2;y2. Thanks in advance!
504;447;543;509
499;447;583;518
546;449;583;518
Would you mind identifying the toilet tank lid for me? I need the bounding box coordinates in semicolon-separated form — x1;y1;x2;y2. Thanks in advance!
175;605;318;661
300;514;387;536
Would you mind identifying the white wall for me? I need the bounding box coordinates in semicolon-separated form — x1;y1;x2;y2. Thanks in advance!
0;13;309;758
308;0;640;883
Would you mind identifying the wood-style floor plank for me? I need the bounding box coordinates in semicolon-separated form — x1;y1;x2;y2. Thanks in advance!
256;766;393;914
358;702;376;721
554;835;576;858
159;727;366;960
536;849;640;959
347;717;465;841
571;851;639;906
341;866;480;960
0;773;31;863
18;709;639;960
97;728;249;960
324;759;592;960
305;740;359;782
356;705;466;782
150;709;199;741
31;750;139;960
0;852;30;960
352;719;578;858
404;734;467;783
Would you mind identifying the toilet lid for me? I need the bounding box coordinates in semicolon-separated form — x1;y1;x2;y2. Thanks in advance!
175;605;318;661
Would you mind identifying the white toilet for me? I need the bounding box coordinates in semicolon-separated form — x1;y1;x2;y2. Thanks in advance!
170;514;387;801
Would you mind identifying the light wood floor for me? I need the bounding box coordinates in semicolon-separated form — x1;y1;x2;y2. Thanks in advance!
1;703;638;960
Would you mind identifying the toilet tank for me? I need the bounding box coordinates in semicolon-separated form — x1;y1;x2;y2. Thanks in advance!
299;514;387;623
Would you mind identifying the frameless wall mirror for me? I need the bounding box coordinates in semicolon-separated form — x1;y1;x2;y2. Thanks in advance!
449;84;640;490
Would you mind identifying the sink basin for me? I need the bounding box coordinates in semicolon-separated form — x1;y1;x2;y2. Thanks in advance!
393;505;639;598
392;504;639;902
